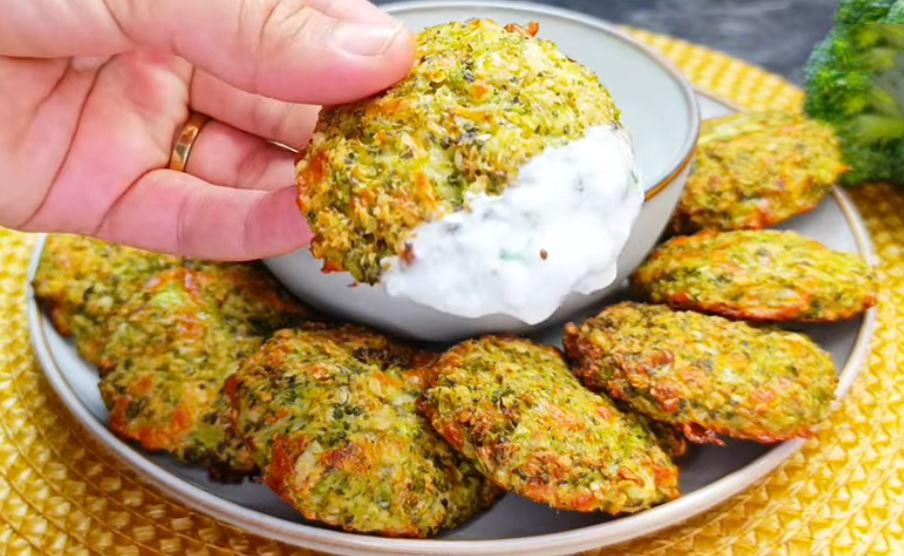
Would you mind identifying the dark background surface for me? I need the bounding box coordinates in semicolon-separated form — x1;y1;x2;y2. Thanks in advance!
377;0;838;83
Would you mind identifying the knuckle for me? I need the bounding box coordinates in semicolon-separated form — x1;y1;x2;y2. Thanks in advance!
235;145;273;185
249;95;282;139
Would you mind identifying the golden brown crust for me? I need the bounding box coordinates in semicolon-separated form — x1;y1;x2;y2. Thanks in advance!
32;234;177;365
230;325;500;537
35;235;311;477
564;303;838;444
421;336;679;514
672;111;847;233
98;261;309;475
632;230;877;323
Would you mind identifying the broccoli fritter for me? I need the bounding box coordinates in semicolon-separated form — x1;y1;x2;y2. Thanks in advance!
297;19;622;283
99;261;310;475
228;326;500;537
32;234;176;365
35;236;312;476
564;303;838;445
804;0;904;186
420;336;679;514
632;230;877;323
671;111;847;233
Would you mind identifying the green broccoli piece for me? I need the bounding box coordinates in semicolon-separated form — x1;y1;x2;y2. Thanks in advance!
889;1;904;20
835;0;896;24
804;0;904;185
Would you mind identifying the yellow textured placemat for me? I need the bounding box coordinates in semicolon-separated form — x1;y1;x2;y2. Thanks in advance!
1;31;902;556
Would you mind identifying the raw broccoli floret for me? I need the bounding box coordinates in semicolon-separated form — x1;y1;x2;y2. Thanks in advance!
804;0;904;185
889;1;904;20
835;0;896;24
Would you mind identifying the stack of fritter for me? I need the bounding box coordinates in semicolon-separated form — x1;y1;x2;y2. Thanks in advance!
34;234;311;478
557;110;876;450
229;325;501;537
35;237;504;536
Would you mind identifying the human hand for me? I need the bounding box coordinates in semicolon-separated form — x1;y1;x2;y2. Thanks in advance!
0;0;415;259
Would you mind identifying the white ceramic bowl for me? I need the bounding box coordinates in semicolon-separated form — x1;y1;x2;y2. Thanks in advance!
265;1;700;341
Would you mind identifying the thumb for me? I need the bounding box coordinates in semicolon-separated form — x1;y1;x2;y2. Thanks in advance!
0;0;416;105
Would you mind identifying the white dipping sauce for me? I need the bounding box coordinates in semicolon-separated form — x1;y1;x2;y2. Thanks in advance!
381;125;643;324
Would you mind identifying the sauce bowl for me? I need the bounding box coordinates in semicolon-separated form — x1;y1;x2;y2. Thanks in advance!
265;1;700;342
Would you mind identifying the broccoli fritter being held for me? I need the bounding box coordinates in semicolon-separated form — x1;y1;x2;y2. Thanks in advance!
297;19;623;284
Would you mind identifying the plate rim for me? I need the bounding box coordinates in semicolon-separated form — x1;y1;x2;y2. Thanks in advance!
24;7;879;554
25;180;878;556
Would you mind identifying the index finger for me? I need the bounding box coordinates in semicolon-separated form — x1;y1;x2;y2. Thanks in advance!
0;0;416;105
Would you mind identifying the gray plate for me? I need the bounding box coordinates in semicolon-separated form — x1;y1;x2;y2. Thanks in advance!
27;7;877;556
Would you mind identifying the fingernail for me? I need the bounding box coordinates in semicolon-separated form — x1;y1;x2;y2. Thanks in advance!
333;21;405;56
